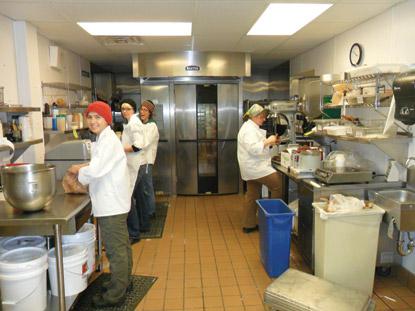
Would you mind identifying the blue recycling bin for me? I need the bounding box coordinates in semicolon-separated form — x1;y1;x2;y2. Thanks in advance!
257;199;294;278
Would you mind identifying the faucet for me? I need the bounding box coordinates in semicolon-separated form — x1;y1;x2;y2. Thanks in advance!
406;157;415;168
397;231;415;256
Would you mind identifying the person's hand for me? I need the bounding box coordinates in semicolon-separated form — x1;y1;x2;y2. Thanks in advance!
124;145;132;153
264;135;279;147
68;163;88;175
67;165;80;175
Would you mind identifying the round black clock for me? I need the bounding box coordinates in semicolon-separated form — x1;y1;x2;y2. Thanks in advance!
349;43;363;66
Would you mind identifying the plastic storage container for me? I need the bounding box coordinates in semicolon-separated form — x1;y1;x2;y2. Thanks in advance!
48;244;88;296
0;236;46;255
0;247;48;311
62;223;96;276
257;199;294;277
264;268;374;311
313;202;384;295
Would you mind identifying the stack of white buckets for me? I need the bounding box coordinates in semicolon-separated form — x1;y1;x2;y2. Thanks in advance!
0;236;48;311
0;223;96;311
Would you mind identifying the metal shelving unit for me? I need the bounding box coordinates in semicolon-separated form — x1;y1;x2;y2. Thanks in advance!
310;132;412;166
0;138;44;162
41;82;91;92
0;106;40;113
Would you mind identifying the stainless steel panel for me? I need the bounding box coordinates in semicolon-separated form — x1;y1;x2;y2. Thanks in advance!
218;141;239;194
132;51;251;78
176;142;198;195
218;84;239;139
141;84;172;194
175;84;196;140
153;141;170;195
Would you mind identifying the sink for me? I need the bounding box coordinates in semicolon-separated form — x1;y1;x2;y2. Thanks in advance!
377;189;415;203
374;188;415;231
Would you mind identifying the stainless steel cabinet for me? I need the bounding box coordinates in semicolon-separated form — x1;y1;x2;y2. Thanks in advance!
175;83;239;195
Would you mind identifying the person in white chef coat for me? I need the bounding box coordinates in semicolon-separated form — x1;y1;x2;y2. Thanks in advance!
68;101;132;308
131;100;159;232
237;103;282;233
120;98;144;244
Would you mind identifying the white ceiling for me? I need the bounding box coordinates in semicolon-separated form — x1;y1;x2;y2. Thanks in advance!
0;0;404;72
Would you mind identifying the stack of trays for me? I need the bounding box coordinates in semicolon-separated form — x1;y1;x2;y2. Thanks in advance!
264;269;375;311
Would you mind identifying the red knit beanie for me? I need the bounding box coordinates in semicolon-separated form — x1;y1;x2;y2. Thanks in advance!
85;101;112;125
141;100;155;115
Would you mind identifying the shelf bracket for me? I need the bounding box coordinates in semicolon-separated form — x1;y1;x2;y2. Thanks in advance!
369;139;409;167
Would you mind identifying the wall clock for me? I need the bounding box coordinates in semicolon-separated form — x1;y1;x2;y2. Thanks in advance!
349;43;363;67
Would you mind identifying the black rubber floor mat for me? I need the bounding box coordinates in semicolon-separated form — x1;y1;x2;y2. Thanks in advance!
72;273;157;311
140;202;169;239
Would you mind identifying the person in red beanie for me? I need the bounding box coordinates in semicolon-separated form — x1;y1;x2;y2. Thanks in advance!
68;101;133;308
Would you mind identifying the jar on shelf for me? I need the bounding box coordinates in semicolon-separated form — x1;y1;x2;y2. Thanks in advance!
57;115;66;132
43;116;53;130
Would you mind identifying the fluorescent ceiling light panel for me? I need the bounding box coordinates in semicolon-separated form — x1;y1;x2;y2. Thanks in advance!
247;3;332;36
77;22;192;36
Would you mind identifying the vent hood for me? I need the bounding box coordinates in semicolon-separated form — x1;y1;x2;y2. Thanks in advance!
132;51;251;78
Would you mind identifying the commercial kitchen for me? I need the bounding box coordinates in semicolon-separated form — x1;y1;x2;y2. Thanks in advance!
0;0;415;310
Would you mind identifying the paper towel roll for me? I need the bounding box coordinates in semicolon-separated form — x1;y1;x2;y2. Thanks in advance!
18;116;33;142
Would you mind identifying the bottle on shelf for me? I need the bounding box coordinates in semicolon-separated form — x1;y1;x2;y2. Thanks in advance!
44;102;50;116
11;116;22;142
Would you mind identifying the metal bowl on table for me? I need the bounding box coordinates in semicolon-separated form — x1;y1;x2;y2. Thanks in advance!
1;164;56;212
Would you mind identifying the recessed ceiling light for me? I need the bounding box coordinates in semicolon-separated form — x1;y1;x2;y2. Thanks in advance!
77;22;192;36
247;3;332;36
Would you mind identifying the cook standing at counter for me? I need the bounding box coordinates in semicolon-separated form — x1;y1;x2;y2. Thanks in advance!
120;99;144;244
237;104;282;233
68;101;132;308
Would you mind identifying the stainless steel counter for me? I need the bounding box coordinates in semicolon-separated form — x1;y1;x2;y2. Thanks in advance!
0;192;91;236
0;187;92;311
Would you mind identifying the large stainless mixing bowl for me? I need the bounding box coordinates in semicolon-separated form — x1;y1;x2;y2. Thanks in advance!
1;164;56;212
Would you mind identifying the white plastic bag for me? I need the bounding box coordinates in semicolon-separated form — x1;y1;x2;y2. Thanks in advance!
327;194;365;213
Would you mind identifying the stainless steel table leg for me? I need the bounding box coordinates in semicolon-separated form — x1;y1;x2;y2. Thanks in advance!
53;224;66;311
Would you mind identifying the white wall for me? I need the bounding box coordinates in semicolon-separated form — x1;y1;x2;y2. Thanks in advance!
291;0;415;273
37;34;91;87
0;13;91;163
38;35;92;108
0;14;19;106
291;0;415;76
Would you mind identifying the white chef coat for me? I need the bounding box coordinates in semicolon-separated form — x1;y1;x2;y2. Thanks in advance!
78;126;131;217
121;114;144;191
237;119;276;181
136;121;159;166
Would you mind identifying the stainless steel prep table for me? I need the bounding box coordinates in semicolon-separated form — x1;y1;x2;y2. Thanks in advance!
0;187;92;311
272;161;312;202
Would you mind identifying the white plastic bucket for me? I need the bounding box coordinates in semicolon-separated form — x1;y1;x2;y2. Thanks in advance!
0;236;46;255
62;223;96;275
0;247;48;311
48;244;88;296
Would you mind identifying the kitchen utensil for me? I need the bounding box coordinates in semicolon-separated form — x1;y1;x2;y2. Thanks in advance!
1;164;56;212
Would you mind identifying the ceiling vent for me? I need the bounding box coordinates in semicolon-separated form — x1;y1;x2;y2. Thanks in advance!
96;36;143;46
